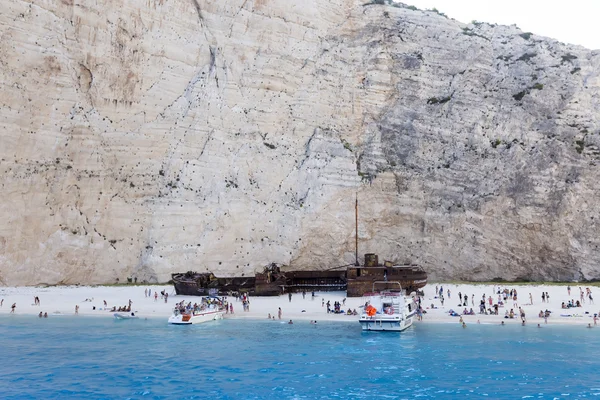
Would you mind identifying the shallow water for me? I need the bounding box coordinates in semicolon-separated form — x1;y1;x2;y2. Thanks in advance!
0;316;598;399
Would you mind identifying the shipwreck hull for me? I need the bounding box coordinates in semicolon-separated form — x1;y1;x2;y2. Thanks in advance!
171;256;426;297
346;264;427;297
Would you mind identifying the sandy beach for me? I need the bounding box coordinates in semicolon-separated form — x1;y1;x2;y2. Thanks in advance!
0;283;598;326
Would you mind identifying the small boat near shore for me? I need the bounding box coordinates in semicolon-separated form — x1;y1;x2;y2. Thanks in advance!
359;282;416;332
168;309;224;325
168;296;225;325
114;312;138;320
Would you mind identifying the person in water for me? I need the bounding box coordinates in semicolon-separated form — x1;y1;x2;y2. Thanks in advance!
38;312;43;318
43;312;48;318
288;320;293;324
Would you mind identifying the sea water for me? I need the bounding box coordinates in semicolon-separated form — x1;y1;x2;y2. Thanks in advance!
0;317;599;399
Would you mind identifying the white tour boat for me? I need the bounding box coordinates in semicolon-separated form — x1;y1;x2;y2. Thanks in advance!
359;282;417;332
168;308;224;325
168;299;225;325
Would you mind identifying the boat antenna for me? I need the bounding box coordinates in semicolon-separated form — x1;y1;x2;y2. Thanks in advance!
355;194;359;266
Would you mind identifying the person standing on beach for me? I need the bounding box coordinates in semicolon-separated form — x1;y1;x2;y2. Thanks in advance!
568;286;571;296
10;303;16;313
520;308;526;323
229;303;234;314
302;291;306;299
75;305;79;314
529;293;533;305
288;293;292;303
278;307;282;319
164;293;168;303
1;299;3;307
144;288;148;298
154;292;158;302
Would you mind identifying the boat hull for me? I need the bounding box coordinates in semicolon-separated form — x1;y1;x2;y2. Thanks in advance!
114;313;138;319
168;310;224;325
359;313;415;332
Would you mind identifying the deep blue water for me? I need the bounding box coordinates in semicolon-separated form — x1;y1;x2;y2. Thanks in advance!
0;316;599;399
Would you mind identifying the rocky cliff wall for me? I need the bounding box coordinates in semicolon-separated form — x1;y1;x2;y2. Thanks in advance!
1;0;599;285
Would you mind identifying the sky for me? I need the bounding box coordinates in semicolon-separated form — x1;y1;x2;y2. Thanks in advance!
400;0;600;50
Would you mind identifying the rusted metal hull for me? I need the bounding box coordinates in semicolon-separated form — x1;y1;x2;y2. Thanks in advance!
172;272;255;296
346;265;427;297
171;259;427;297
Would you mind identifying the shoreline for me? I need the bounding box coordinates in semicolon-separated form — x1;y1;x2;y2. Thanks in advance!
1;283;598;327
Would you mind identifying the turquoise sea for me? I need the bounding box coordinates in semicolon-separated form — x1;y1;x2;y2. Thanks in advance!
0;316;598;399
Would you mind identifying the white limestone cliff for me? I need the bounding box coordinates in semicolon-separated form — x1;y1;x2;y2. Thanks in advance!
1;0;599;285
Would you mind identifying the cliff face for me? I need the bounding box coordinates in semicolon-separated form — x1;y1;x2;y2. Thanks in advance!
1;0;599;285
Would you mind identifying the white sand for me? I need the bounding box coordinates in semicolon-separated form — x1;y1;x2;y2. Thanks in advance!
0;283;598;326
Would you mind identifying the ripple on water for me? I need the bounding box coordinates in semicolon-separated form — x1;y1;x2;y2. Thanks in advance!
0;317;599;399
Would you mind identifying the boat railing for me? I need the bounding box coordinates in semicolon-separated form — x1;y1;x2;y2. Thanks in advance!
371;281;403;293
363;292;403;297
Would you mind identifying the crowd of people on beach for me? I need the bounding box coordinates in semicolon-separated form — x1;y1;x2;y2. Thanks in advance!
3;284;600;330
432;284;599;327
144;288;171;303
109;299;133;313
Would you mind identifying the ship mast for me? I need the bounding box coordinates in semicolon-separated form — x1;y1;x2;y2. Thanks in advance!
355;194;359;266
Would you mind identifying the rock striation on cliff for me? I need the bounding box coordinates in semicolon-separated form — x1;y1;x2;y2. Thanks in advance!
1;0;599;285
